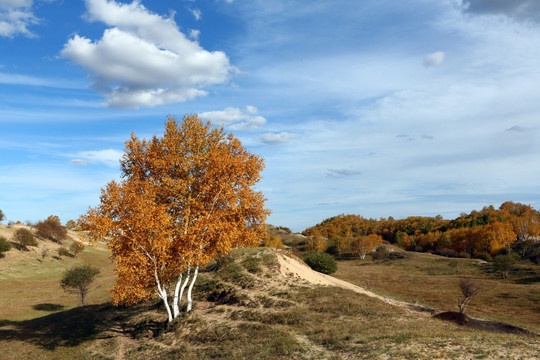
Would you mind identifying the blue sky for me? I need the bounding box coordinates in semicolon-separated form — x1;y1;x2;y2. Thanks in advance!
1;0;540;232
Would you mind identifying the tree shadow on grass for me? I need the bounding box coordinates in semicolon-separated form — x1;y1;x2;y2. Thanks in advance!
32;303;65;312
514;276;540;285
0;302;166;350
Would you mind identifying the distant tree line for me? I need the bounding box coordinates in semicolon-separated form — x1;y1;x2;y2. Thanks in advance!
303;201;540;263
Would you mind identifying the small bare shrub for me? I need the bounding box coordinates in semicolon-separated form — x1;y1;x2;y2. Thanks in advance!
457;278;479;315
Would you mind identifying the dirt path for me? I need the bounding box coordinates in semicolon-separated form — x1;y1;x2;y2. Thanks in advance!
277;251;436;316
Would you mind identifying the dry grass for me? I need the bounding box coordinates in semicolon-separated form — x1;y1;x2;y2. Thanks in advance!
333;245;540;333
0;244;539;359
0;225;114;321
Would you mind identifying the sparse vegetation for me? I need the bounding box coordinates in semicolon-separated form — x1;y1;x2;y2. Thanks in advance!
0;245;539;359
35;215;67;243
60;264;101;306
303;252;337;274
14;228;38;248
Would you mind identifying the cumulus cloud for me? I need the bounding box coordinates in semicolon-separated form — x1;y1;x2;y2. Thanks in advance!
199;106;266;130
463;0;540;22
326;169;362;177
259;132;300;145
423;51;445;67
75;149;123;167
0;0;38;38
61;0;233;108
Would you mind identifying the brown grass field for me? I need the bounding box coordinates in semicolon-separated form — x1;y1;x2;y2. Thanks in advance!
332;245;540;334
0;227;539;359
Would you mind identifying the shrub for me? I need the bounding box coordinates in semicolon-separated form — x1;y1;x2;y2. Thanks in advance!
325;245;338;255
0;236;11;254
14;228;38;247
476;252;492;262
65;220;77;230
69;241;85;257
35;215;67;243
493;253;519;278
0;209;5;223
303;252;337;274
371;246;389;261
57;247;71;257
457;278;479;317
438;248;460;258
60;264;100;305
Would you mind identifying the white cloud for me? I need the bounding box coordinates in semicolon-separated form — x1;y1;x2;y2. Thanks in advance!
260;132;299;145
189;29;200;40
69;159;88;166
190;8;201;21
423;51;445;67
75;149;123;167
0;0;37;38
61;0;233;108
199;106;266;130
326;169;362;177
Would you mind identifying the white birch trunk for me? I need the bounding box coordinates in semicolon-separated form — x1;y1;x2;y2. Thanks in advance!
172;273;183;318
175;265;191;313
154;270;173;323
186;264;199;312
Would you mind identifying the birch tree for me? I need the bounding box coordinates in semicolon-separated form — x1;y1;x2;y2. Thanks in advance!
79;115;268;322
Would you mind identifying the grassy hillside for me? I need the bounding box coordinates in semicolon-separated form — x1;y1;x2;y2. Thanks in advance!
0;244;539;359
0;225;114;321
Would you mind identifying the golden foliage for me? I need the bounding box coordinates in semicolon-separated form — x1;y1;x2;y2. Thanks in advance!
351;234;382;258
263;234;284;249
79;115;269;306
305;233;328;253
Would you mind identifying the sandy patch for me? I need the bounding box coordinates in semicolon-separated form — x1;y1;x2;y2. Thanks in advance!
276;251;435;316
